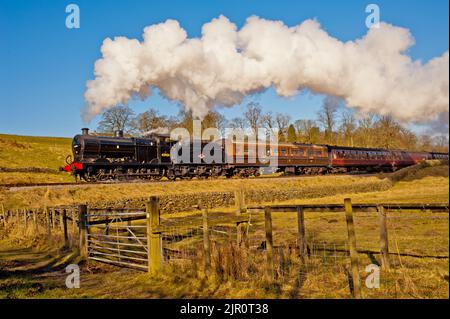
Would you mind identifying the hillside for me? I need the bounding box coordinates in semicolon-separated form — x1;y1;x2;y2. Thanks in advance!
0;134;73;184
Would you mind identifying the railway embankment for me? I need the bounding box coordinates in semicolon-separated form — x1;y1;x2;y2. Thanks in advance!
90;160;448;213
0;160;447;213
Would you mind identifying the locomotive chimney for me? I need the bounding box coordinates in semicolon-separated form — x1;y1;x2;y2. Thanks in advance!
81;128;89;135
115;130;124;137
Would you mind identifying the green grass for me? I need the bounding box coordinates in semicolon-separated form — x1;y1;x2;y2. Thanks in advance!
0;134;73;184
0;134;71;170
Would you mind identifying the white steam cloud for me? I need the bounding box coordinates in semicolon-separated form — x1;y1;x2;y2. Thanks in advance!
84;15;449;123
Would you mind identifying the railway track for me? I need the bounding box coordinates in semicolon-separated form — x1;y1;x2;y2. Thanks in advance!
0;171;380;191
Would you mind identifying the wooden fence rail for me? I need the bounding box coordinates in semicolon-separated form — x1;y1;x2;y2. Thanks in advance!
1;198;448;298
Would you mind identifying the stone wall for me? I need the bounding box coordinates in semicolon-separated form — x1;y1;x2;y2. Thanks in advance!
91;179;392;214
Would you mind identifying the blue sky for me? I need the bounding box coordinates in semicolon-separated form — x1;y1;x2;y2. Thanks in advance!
1;0;448;137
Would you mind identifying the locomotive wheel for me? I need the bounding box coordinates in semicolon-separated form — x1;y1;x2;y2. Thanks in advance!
166;169;176;181
83;174;98;182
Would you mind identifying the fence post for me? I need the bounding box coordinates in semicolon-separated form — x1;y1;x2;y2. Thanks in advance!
146;196;162;274
78;205;88;259
1;204;6;228
264;206;274;278
23;209;28;229
202;207;211;274
71;209;76;246
297;206;307;261
235;189;248;247
60;209;65;234
344;198;362;299
46;207;51;236
62;210;69;248
378;205;390;269
32;210;37;230
51;209;56;229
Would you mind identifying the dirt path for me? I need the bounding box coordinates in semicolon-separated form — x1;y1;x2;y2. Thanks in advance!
0;242;145;298
0;244;81;298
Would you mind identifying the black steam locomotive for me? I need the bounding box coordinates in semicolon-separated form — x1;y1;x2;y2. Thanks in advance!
62;128;448;182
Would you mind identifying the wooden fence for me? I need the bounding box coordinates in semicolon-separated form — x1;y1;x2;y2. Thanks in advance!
1;196;448;298
0;205;78;248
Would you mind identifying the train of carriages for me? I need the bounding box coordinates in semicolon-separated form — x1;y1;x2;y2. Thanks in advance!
61;128;449;182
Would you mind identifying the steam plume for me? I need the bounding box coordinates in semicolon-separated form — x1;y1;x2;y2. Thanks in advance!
84;15;449;123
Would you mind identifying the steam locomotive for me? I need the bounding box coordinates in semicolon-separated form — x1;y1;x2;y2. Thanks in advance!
61;128;449;182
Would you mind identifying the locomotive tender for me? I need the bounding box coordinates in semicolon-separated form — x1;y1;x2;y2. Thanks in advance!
62;128;449;182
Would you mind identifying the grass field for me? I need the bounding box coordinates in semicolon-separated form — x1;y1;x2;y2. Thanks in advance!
0;173;391;210
0;134;73;184
0;163;448;299
0;133;448;298
0;134;71;170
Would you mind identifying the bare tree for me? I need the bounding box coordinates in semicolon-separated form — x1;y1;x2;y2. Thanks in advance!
261;111;277;136
418;134;433;151
132;108;171;134
97;105;135;134
244;102;262;137
339;110;357;147
373;115;402;149
275;113;291;132
433;135;449;153
317;96;341;144
177;109;195;133
355;113;377;147
293;119;303;141
229;117;247;131
201;111;227;134
295;119;319;144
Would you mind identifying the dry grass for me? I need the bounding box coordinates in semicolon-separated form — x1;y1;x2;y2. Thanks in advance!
0;161;448;299
0;134;73;185
0;174;389;210
0;172;74;185
0;134;71;170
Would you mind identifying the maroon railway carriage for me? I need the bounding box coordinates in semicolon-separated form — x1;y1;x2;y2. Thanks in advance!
328;146;431;172
223;140;329;175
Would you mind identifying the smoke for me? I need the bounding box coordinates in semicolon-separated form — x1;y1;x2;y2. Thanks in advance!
423;111;449;135
84;15;449;124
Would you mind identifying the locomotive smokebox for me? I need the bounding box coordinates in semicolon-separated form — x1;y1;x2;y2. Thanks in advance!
115;130;124;137
81;128;89;135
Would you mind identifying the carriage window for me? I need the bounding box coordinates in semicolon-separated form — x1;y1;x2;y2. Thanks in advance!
281;149;287;156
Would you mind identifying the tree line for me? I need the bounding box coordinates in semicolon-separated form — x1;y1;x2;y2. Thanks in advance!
95;98;449;153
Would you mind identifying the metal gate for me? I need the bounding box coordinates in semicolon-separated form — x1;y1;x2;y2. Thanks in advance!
85;208;149;270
